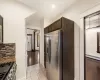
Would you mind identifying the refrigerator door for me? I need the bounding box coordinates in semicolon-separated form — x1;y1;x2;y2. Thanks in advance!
45;30;62;80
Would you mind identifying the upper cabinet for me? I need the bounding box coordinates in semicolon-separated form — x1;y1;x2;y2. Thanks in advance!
0;16;3;43
44;18;62;34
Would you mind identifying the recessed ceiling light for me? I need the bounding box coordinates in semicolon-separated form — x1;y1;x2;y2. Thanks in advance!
51;4;56;9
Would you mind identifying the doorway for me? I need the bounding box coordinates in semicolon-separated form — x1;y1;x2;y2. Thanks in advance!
27;34;32;51
84;11;100;80
26;28;40;66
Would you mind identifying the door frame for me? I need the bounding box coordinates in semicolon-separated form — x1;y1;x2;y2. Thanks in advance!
27;28;41;64
83;10;100;80
80;4;100;80
26;28;41;68
27;34;32;51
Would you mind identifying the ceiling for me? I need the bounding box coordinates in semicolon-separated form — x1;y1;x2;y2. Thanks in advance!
18;0;77;21
26;12;42;27
18;0;100;27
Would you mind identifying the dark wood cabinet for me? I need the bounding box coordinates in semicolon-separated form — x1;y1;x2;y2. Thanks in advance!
44;19;62;34
44;17;74;80
86;57;100;80
44;27;48;34
0;15;3;43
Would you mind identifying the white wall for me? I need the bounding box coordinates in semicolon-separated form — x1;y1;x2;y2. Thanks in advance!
44;18;52;28
39;19;44;66
4;18;26;80
86;28;100;57
0;0;34;80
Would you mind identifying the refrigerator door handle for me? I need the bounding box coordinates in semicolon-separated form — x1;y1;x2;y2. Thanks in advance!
58;30;63;80
48;39;51;63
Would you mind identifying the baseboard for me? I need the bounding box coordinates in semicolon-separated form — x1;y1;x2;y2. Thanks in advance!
17;77;26;80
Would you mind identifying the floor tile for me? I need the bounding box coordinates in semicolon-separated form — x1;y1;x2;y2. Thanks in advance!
26;64;48;80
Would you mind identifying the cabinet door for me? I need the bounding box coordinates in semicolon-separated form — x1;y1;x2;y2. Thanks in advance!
44;18;62;34
48;19;62;32
27;35;32;51
44;27;49;34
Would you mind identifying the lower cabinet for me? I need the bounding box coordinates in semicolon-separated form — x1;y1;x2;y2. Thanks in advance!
86;57;100;80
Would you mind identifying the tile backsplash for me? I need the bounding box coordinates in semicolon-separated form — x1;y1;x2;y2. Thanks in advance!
0;43;15;58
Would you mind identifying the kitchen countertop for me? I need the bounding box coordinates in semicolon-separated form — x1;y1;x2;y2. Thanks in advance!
0;56;15;64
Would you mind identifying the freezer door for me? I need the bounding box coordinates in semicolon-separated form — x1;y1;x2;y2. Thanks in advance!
45;30;62;80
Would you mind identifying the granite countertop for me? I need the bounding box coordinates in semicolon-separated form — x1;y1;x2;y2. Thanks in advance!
0;56;15;64
0;43;16;64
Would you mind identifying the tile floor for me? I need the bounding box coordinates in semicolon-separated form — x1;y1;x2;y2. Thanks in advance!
26;64;48;80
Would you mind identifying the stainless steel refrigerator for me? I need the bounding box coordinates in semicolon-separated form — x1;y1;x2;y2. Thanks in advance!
44;17;74;80
45;30;62;80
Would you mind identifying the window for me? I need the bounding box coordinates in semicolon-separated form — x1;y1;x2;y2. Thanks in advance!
85;11;100;29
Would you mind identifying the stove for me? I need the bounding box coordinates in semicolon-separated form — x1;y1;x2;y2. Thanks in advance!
0;62;13;80
0;72;6;80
